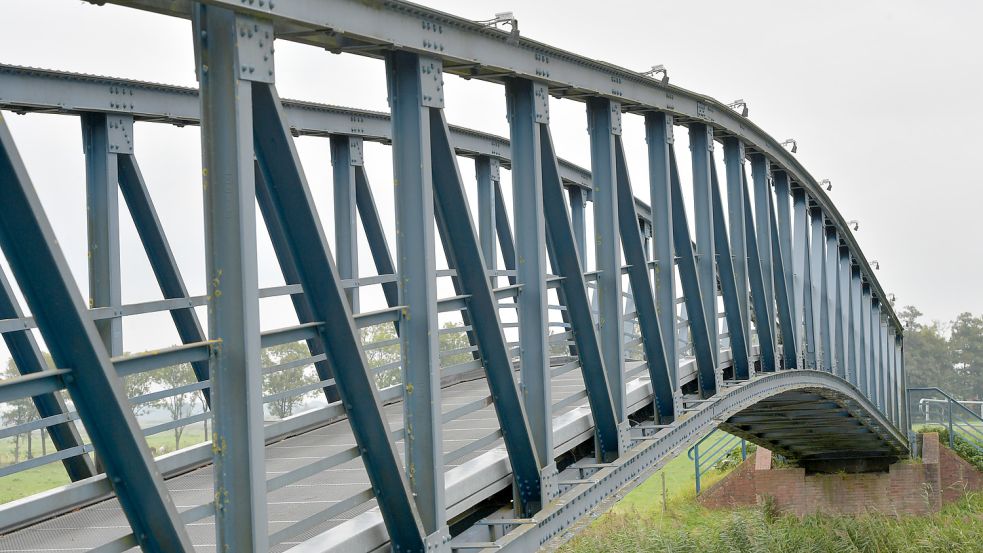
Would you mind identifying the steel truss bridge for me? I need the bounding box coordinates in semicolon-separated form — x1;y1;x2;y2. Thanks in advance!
0;2;908;552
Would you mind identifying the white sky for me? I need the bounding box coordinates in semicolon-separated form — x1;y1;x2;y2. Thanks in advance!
0;0;980;360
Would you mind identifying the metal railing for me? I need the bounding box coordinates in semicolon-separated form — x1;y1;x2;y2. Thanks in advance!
688;428;746;494
908;387;983;452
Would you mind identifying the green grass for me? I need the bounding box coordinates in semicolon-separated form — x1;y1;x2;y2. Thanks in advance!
562;493;983;553
612;445;739;514
0;426;209;504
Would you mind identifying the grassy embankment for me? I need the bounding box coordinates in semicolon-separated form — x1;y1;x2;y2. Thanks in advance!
562;430;983;553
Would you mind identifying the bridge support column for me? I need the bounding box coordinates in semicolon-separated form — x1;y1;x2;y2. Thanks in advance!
823;226;839;376
587;97;626;423
193;7;269;550
613;136;674;422
809;207;825;369
750;155;776;371
774;171;798;368
740;167;777;373
707;159;751;380
792;187;812;368
330;135;361;311
837;246;852;381
568;186;588;269
850;265;865;390
475;156;499;282
82;112;124;358
506;77;555;492
689;123;718;373
724;138;751;363
645;113;679;395
859;282;872;397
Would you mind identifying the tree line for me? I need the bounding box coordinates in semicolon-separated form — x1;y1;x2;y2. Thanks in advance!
899;306;983;400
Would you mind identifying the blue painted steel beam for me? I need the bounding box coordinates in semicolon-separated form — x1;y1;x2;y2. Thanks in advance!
385;51;445;536
667;144;717;397
587;97;626;421
614;136;674;422
116;154;212;403
871;300;882;410
808;207;825;369
475;156;499;276
708;160;751;380
859;282;872;397
688;124;718;370
0;114;193;553
850;265;864;389
822;227;839;376
540;126;622;460
81;113;123;358
0;266;95;480
773;171;798;368
791;187;810;367
749;154;776;371
740;171;776;373
493;175;519;286
430;104;547;515
568;186;588;270
354;165;400;309
836;245;852;381
767;188;797;369
331;135;360;311
193;7;268;550
251;80;427;549
505;78;553;468
723;138;750;345
644;113;678;390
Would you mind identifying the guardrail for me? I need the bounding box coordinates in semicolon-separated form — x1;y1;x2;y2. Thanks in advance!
908;387;983;452
688;428;746;494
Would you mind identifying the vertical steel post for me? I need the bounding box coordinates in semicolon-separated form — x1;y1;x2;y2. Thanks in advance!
823;226;837;374
886;326;896;424
750;154;775;369
505;78;552;472
569;186;588;269
386;51;444;535
587;97;625;421
809;207;825;369
614;137;674;421
837;247;852;380
859;282;872;397
689;124;717;369
773;171;797;368
81;112;124;357
354;165;400;309
645;113;677;389
330;135;361;311
708;162;751;380
723;138;750;344
741;173;776;373
850;266;865;390
475;156;500;278
871;301;882;410
792;187;810;368
194;8;269;550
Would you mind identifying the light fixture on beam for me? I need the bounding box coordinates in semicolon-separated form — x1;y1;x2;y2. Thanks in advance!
870;260;881;270
847;220;860;231
887;293;896;304
820;179;832;191
478;11;520;43
727;99;748;117
641;64;669;84
780;138;797;153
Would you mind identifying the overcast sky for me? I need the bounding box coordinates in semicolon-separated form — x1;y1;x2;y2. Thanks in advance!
0;0;980;360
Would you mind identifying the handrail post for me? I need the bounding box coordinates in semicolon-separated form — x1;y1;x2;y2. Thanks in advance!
693;443;701;495
948;397;955;449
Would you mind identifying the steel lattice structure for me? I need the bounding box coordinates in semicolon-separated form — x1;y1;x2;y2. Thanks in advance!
0;2;907;552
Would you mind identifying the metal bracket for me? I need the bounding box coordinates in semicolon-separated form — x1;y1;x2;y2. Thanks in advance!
419;56;444;108
610;101;622;135
348;137;363;166
533;81;549;124
541;463;560;501
425;527;451;552
235;15;275;83
107;114;133;154
488;157;501;182
665;114;675;144
617;420;632;453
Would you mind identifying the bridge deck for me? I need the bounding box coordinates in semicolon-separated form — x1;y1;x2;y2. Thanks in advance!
0;361;634;553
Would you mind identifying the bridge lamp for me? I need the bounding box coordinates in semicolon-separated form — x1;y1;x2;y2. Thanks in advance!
887;293;897;304
781;138;798;153
847;220;860;231
727;99;749;117
479;11;520;43
870;260;881;270
641;64;669;84
820;179;832;191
